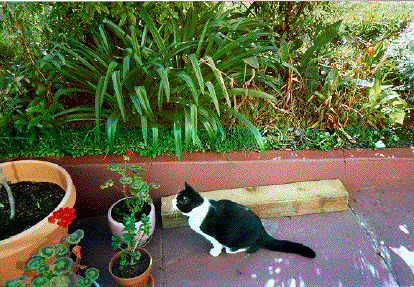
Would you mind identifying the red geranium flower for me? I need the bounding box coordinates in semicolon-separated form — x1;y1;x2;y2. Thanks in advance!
48;207;76;228
126;150;134;157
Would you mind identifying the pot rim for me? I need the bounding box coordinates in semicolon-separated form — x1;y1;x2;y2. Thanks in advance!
0;160;75;244
108;197;154;222
109;248;153;281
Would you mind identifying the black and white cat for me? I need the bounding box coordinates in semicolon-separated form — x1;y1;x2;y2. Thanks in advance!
172;182;316;258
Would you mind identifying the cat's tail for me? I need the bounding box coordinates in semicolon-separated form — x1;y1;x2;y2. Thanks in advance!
261;234;316;258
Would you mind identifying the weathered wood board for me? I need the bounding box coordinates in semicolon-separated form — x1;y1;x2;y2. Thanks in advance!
161;179;349;229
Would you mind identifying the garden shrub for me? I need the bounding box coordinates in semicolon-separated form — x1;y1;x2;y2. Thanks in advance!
386;21;414;99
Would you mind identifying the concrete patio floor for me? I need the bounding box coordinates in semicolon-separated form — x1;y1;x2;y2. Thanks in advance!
70;180;414;287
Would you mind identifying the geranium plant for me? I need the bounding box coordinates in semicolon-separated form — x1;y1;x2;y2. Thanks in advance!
4;208;99;287
100;150;159;214
111;212;152;275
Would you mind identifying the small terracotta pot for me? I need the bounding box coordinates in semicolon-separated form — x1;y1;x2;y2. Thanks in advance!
108;198;155;245
109;249;153;287
0;160;76;285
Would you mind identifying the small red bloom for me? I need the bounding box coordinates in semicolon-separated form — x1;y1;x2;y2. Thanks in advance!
126;150;134;157
72;245;82;259
48;207;76;228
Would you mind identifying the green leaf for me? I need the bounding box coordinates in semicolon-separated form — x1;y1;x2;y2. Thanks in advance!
388;109;405;125
66;229;84;245
24;255;45;272
182;7;197;42
322;67;339;99
103;19;126;39
205;81;220;115
228;88;275;101
56;244;68;256
31;277;49;287
112;70;126;122
39;246;56;259
122;54;131;80
196;19;210;59
156;67;171;102
177;71;198;105
137;4;166;51
85;268;100;281
221;106;265;156
50;257;73;275
96;61;118;127
368;76;382;106
301;20;342;68
108;164;120;171
106;112;120;150
189;54;205;94
141;116;148;146
98;25;109;53
36;264;49;275
120;177;133;185
243;56;259;69
173;122;182;161
204;56;231;107
134;86;154;119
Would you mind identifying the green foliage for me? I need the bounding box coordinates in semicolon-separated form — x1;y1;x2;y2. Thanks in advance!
65;229;85;245
5;229;99;287
1;1;413;149
111;213;151;267
50;2;295;158
3;277;27;287
301;20;343;92
100;151;159;214
243;2;334;41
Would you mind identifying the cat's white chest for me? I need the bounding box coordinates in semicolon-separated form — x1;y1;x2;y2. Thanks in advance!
186;199;210;233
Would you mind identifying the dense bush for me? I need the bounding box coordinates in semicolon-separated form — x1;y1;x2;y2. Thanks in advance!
386;22;414;99
51;2;297;157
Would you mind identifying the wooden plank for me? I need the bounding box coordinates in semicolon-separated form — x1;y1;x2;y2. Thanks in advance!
161;179;349;229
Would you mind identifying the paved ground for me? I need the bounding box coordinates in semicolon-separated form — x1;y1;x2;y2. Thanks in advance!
70;178;414;287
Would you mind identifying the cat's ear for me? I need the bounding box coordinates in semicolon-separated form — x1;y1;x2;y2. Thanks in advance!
185;181;194;191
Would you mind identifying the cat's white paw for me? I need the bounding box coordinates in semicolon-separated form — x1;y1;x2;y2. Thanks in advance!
209;248;222;257
225;247;247;254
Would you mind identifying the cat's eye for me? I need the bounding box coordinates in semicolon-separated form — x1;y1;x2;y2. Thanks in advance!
179;195;188;204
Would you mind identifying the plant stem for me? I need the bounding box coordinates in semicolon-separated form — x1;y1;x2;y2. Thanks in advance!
0;166;15;220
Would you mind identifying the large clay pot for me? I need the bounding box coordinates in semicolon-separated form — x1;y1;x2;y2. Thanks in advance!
0;160;76;285
109;249;153;287
108;198;155;245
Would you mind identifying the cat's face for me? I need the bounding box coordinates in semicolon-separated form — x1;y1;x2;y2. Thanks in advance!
172;182;204;214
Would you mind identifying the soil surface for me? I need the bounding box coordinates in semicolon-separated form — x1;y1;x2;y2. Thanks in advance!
0;181;65;240
112;200;151;223
112;252;150;279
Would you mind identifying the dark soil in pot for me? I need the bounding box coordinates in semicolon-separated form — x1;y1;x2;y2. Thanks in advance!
0;181;65;240
112;200;151;223
112;252;151;279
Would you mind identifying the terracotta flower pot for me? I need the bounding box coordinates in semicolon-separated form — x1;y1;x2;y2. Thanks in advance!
108;198;156;245
109;249;153;287
0;160;76;285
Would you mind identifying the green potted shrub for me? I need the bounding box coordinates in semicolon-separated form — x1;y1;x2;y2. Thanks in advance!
3;208;100;287
109;212;153;287
102;150;159;246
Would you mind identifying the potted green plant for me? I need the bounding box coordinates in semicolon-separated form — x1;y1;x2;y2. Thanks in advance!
0;160;76;285
109;212;153;287
101;150;159;245
3;208;100;287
